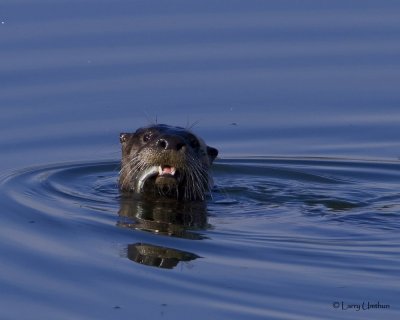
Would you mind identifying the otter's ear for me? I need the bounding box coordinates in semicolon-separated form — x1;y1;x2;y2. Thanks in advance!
207;146;218;163
120;133;132;144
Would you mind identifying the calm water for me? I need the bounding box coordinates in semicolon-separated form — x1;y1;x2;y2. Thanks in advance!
1;1;400;319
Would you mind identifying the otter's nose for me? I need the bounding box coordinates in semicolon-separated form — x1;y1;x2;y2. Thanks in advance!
157;135;186;151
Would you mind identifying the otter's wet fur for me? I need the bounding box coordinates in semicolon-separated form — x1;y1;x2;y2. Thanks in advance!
119;124;218;201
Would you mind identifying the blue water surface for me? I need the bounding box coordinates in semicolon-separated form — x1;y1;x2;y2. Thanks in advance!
0;1;400;319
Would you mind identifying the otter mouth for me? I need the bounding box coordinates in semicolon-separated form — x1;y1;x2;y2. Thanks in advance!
136;165;182;193
158;165;177;177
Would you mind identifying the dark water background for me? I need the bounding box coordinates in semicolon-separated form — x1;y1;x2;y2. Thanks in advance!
1;1;400;319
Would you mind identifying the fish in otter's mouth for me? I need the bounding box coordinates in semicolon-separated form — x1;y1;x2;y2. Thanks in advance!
137;165;180;191
119;124;218;201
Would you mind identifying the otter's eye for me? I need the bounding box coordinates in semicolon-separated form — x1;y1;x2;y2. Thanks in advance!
142;133;152;143
189;137;200;149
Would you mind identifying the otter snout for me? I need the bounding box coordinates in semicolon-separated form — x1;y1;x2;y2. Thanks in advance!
156;135;186;151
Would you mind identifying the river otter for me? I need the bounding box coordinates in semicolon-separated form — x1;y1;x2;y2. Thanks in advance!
119;124;218;200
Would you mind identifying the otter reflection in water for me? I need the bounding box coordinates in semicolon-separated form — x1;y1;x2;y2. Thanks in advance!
118;193;209;269
126;243;200;269
119;124;218;201
118;195;209;239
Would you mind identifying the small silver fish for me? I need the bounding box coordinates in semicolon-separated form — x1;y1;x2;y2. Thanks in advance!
136;166;159;192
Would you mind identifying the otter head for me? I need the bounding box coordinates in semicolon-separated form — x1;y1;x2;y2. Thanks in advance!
119;124;218;201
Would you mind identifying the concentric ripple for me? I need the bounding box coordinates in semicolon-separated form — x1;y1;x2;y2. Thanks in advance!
2;157;400;234
210;158;400;232
2;161;120;224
